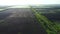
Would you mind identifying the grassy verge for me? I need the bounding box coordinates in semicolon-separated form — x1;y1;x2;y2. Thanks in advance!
31;8;60;34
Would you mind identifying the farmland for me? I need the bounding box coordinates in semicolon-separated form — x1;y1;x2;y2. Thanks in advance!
0;5;60;34
0;6;10;11
0;6;47;34
31;5;60;34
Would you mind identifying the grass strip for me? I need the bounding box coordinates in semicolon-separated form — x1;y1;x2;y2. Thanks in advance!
31;8;60;34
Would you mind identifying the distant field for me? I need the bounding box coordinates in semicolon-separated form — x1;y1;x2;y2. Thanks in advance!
0;9;5;11
35;8;60;22
0;6;9;11
9;6;30;8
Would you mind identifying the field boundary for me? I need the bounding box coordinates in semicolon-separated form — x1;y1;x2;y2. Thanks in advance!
31;7;60;34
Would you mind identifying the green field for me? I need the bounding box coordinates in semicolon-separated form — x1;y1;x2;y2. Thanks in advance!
31;7;60;34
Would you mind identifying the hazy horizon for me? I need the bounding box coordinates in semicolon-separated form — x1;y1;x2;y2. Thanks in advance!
0;0;60;6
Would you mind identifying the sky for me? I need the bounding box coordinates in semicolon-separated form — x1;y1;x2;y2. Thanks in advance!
0;0;60;6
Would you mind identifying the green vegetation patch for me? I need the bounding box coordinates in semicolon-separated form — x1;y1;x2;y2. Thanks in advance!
31;8;60;34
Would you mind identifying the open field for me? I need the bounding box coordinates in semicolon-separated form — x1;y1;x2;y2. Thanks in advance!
0;7;47;34
0;5;60;34
0;6;10;11
31;6;60;34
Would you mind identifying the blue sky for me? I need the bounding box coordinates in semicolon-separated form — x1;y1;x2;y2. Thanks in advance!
0;0;60;5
